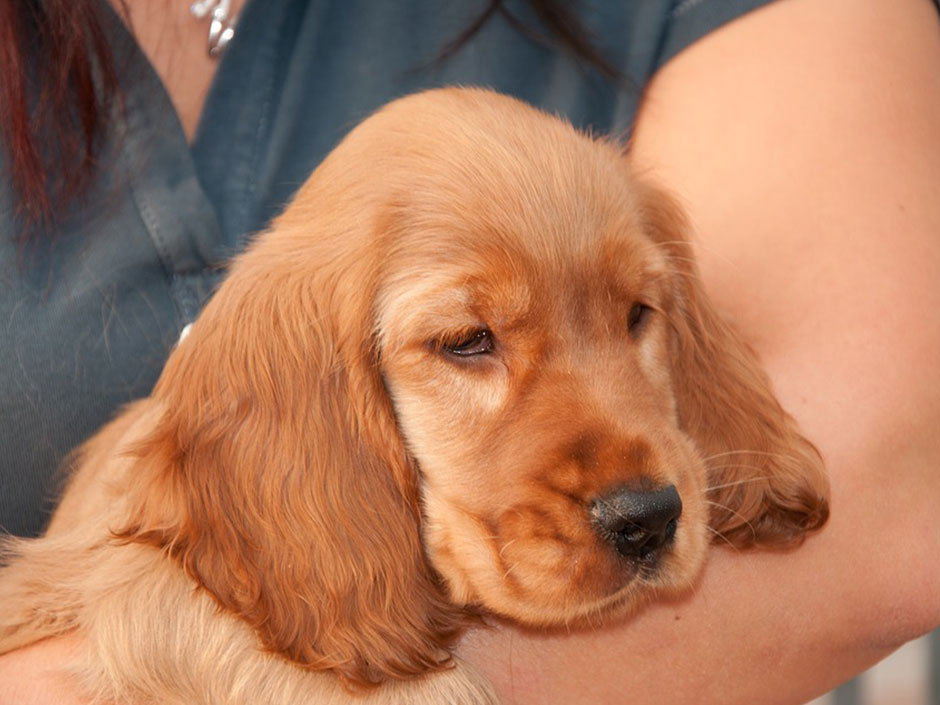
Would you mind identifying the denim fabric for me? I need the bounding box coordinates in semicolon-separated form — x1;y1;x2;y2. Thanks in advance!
0;0;778;536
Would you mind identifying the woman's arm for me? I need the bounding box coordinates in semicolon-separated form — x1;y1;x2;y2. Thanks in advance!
460;0;940;701
0;636;90;705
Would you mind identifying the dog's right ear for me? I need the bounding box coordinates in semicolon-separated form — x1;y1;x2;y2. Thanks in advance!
635;179;829;549
114;179;467;687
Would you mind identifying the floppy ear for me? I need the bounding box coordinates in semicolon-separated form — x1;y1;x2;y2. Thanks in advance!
636;181;829;548
114;198;466;686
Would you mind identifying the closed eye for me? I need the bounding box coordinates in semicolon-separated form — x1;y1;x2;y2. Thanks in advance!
440;328;494;357
627;303;654;338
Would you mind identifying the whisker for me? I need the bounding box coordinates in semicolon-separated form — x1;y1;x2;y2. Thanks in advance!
704;499;758;541
498;539;517;559
703;477;768;493
702;449;798;463
705;525;741;553
704;464;769;475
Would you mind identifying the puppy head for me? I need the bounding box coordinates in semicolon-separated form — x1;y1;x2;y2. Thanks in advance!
119;88;828;683
368;90;826;624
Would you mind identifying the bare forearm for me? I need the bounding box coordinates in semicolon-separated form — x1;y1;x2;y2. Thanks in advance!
0;636;90;705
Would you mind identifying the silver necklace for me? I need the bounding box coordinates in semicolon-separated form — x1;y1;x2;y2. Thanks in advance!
190;0;239;58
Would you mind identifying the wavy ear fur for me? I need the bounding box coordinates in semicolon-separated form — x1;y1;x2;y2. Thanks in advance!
115;184;466;686
637;181;829;548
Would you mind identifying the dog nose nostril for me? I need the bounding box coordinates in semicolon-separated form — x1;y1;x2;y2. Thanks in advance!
590;484;682;559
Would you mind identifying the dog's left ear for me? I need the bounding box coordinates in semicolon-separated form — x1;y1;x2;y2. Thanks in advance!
115;190;466;687
635;180;829;548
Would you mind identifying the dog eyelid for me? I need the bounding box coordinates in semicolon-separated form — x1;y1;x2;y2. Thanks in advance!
441;328;494;357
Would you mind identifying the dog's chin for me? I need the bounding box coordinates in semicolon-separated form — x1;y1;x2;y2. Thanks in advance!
425;500;709;628
482;546;708;627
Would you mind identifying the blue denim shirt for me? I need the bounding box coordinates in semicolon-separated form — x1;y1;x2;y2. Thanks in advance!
0;0;778;536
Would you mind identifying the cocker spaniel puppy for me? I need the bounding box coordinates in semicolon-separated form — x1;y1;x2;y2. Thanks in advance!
0;88;828;704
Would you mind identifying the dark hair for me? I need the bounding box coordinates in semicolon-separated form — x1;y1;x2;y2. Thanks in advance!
0;0;122;246
0;0;618;246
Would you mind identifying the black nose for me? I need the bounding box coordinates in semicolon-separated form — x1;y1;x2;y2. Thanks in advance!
590;484;682;560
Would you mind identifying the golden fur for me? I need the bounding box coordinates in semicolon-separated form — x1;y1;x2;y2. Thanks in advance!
0;88;828;704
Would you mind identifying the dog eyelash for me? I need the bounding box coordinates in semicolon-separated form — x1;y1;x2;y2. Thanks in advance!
438;328;494;357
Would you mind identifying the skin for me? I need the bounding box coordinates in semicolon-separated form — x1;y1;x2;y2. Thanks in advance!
117;0;247;141
1;0;938;702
